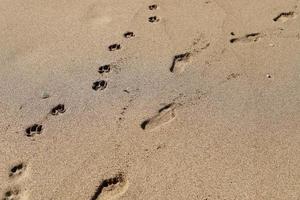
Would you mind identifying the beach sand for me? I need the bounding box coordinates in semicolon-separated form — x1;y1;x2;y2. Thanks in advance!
0;0;299;199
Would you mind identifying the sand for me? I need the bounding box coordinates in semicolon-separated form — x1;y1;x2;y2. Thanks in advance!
0;0;300;199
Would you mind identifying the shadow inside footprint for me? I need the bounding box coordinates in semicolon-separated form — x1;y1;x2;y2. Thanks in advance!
149;4;158;10
25;124;43;137
9;163;26;178
141;103;176;131
123;31;135;38
230;33;261;43
170;52;191;74
50;104;66;115
92;80;107;91
141;119;150;130
2;187;21;200
226;73;240;80
108;44;121;51
98;65;111;74
148;16;160;23
273;11;296;22
90;173;128;200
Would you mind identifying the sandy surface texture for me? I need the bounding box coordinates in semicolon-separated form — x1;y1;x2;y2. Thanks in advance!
0;0;300;199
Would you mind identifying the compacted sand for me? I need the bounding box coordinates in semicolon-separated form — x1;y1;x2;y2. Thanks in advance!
0;0;300;199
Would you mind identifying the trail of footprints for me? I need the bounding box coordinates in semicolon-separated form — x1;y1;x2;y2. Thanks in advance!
92;4;161;91
143;7;300;130
2;163;28;200
8;3;161;199
229;10;297;44
169;10;298;73
24;104;66;137
148;4;160;23
7;3;299;200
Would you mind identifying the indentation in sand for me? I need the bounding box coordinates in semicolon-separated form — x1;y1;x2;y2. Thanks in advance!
230;33;262;43
92;80;108;91
25;124;43;137
50;104;66;116
148;4;158;10
9;162;27;179
148;16;160;23
170;53;191;74
226;73;240;80
108;44;121;51
2;186;29;200
141;103;177;130
123;31;135;39
98;65;111;74
273;11;297;22
90;173;129;200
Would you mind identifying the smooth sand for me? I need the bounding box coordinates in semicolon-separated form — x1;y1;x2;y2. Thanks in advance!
0;0;300;199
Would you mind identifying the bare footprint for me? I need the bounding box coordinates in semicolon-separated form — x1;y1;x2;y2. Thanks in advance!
273;11;297;22
2;187;28;200
141;103;177;131
92;80;107;91
148;16;160;23
90;173;129;200
230;33;262;43
25;124;43;137
9;163;27;178
50;104;66;116
170;52;191;74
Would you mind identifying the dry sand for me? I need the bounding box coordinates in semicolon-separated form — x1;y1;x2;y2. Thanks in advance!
0;0;300;199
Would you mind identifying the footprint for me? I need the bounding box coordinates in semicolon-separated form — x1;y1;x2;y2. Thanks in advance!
50;104;66;116
92;80;107;91
9;163;27;178
230;33;262;43
141;103;176;131
273;11;296;22
148;16;160;23
98;65;111;74
2;187;27;200
226;73;240;80
123;32;135;39
148;4;158;10
170;52;191;74
108;44;121;51
25;124;43;137
90;173;129;200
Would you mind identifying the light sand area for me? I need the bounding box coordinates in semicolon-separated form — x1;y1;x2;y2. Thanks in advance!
0;0;300;199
